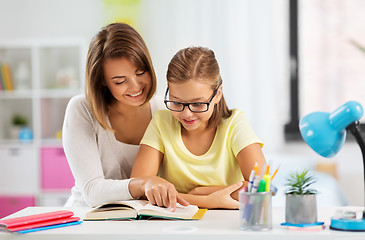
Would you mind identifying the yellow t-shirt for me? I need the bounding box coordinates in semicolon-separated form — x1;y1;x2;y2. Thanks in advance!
140;109;263;193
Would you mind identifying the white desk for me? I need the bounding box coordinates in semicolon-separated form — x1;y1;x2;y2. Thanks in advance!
0;207;364;240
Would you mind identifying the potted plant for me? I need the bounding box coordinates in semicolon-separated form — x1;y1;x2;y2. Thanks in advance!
10;114;28;139
285;169;318;224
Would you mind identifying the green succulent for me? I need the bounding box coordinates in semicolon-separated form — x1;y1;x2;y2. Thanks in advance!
285;169;317;195
12;114;28;126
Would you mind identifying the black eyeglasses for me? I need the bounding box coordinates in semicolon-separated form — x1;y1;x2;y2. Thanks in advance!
164;86;219;113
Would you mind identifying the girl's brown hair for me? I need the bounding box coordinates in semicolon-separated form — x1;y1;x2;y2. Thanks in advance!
85;23;156;131
166;46;232;128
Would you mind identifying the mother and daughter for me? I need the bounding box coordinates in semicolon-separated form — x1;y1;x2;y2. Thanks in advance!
62;22;266;211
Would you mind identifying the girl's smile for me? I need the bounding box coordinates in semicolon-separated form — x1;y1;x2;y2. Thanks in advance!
168;80;221;133
182;118;197;125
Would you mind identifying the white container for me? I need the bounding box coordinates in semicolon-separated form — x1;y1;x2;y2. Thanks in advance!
239;191;272;231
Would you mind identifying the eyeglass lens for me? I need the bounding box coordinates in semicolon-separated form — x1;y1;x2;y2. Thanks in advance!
166;102;209;112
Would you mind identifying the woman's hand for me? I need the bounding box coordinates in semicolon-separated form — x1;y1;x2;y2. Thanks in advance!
129;176;189;212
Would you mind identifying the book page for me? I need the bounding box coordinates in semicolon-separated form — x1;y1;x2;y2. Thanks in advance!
91;200;148;212
138;203;199;219
84;200;149;220
112;200;148;211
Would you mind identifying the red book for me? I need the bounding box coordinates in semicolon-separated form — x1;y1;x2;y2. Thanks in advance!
0;210;75;230
8;216;80;232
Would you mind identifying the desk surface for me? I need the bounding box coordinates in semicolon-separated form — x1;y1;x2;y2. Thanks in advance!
1;206;364;240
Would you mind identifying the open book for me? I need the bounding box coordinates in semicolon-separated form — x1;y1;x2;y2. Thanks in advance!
84;200;207;221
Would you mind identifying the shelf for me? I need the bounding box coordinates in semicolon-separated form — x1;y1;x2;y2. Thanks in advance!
41;138;63;147
41;97;70;139
39;46;82;90
0;98;33;141
0;90;34;99
39;89;82;98
0;38;86;207
0;140;36;148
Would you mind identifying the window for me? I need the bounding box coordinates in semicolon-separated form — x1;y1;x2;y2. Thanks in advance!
285;0;365;140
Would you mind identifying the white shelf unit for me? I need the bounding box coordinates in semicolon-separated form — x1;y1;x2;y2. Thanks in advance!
0;39;87;214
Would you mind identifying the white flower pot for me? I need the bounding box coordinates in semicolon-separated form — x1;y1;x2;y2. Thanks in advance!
9;126;22;139
285;194;317;224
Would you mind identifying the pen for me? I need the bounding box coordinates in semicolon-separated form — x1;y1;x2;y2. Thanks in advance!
245;177;261;222
254;162;258;173
257;179;266;193
247;169;255;192
240;186;249;222
249;180;266;224
239;186;248;194
257;180;268;225
270;184;278;195
244;198;254;222
250;176;261;193
253;162;259;179
263;165;271;192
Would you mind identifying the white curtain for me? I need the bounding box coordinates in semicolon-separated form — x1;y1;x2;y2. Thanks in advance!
140;0;289;153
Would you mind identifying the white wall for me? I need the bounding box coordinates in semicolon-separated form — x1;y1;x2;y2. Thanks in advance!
0;0;103;40
140;0;289;153
0;0;363;206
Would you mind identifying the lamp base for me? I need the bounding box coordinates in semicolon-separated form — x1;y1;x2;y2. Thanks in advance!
330;218;365;231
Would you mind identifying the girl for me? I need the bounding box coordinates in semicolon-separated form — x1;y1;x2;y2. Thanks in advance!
62;23;187;210
131;46;266;209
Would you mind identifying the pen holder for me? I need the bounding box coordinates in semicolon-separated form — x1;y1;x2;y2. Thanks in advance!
239;191;272;231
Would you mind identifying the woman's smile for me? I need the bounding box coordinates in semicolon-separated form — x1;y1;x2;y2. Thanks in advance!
127;88;143;98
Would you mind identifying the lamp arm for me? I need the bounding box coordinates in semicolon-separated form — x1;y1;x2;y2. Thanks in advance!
346;121;365;216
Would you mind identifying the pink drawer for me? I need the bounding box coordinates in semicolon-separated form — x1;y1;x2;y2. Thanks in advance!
0;196;35;218
41;147;74;190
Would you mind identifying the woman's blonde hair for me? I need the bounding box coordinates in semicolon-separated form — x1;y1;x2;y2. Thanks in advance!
85;23;156;131
166;46;231;128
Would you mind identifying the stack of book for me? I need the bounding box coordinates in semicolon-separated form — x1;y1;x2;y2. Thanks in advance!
0;210;82;234
0;63;14;91
281;222;325;231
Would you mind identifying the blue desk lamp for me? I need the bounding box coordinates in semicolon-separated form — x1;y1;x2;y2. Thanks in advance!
299;101;365;231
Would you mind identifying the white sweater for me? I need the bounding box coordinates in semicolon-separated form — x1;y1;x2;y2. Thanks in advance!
62;94;165;207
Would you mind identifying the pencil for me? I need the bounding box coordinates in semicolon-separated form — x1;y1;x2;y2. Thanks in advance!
253;162;258;173
271;165;280;180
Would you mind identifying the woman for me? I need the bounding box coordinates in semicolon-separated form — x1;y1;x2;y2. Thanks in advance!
62;23;187;211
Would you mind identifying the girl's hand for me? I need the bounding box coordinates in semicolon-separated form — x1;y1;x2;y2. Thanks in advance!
129;176;189;212
188;181;248;201
230;181;249;201
206;182;243;209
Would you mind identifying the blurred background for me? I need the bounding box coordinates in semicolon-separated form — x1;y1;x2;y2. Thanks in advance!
0;0;364;217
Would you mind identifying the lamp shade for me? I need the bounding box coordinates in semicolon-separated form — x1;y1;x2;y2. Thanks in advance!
299;101;364;158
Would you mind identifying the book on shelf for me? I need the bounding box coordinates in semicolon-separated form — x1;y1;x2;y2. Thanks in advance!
0;68;3;90
0;64;5;90
0;210;82;234
0;63;14;91
84;200;207;221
